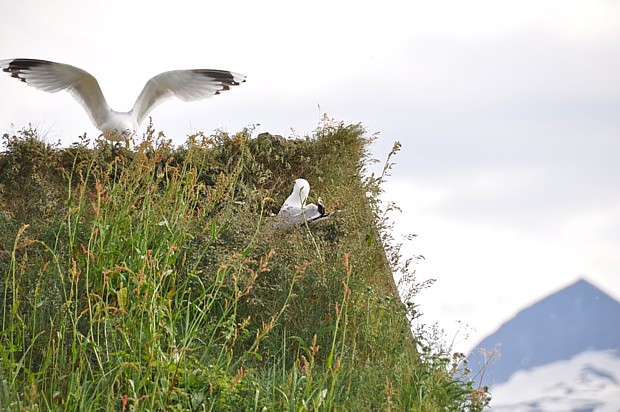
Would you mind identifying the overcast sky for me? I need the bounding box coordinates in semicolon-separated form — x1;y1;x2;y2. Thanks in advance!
1;0;619;354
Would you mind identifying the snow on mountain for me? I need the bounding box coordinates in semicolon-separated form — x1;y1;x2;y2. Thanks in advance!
490;349;620;412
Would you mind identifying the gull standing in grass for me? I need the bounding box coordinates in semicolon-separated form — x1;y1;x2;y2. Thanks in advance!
0;58;246;141
277;178;331;228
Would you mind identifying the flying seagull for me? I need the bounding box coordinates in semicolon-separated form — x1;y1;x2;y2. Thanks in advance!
0;58;246;141
276;178;332;228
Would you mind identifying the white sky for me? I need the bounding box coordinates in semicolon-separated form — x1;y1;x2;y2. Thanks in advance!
1;0;619;354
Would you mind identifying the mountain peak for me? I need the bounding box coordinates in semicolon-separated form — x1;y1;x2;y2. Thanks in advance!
467;278;620;385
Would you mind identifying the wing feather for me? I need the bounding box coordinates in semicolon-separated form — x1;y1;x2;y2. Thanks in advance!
131;69;246;126
0;58;112;130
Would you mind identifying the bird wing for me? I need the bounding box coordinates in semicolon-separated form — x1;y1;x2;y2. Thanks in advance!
278;204;299;217
301;204;323;221
131;69;246;126
274;204;330;230
0;58;111;130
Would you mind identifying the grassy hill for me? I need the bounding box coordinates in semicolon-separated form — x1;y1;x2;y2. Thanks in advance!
0;119;488;410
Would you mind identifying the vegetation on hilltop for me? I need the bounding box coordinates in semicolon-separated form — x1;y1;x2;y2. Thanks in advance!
0;119;489;410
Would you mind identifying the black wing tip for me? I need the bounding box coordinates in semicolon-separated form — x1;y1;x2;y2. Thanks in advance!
192;69;246;86
2;58;56;80
3;58;55;69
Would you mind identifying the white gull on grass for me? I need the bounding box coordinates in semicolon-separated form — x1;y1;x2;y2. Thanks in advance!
276;178;331;228
0;58;246;141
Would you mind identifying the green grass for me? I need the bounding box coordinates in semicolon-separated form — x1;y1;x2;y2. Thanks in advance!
0;119;489;410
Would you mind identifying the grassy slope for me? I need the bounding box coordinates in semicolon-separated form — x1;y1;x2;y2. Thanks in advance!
0;120;488;410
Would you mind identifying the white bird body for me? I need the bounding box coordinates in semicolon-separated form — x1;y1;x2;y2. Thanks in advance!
277;178;331;228
0;58;246;140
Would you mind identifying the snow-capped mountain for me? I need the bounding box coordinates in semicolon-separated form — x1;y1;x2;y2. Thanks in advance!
466;278;620;411
468;279;620;385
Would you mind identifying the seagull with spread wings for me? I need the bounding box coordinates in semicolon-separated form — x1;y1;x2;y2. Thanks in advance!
0;58;246;140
